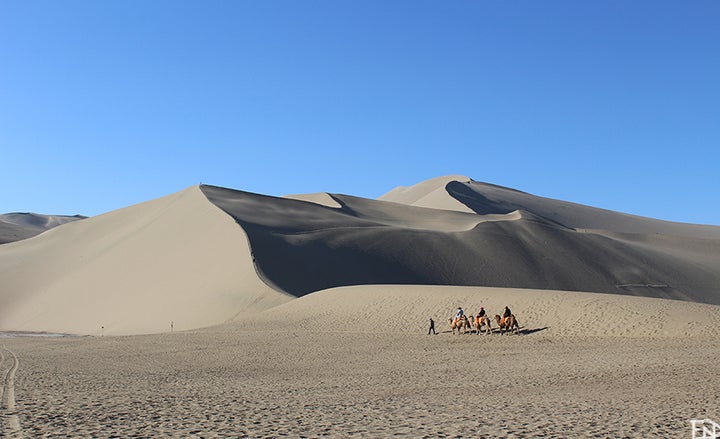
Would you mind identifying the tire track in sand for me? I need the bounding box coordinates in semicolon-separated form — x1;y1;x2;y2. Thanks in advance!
0;346;21;439
0;349;4;404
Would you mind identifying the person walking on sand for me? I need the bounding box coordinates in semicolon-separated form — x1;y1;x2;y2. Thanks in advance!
428;317;437;335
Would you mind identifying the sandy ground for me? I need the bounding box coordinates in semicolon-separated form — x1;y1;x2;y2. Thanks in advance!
2;328;719;438
2;285;720;437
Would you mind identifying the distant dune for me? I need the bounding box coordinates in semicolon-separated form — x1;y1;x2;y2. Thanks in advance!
442;179;720;239
0;213;85;244
379;174;475;213
1;176;718;335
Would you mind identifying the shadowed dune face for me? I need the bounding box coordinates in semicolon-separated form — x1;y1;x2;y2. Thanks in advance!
200;184;720;304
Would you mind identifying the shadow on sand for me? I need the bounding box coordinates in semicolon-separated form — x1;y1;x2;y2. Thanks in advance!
520;326;550;335
436;326;550;336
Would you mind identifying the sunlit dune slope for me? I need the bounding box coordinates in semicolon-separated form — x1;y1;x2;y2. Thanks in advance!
0;186;291;335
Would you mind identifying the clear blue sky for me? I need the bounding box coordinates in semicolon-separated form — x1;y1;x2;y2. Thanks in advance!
1;1;719;224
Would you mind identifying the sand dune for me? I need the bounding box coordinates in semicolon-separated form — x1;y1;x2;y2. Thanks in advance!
446;179;720;238
201;182;720;304
238;284;720;337
382;176;720;238
0;186;290;335
379;174;475;213
0;213;85;244
1;175;718;336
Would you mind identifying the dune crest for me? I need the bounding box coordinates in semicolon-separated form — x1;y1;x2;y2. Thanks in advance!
283;192;342;208
445;180;720;238
379;175;474;213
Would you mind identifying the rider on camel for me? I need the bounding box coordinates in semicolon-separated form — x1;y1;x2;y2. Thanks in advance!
477;306;487;325
502;306;512;325
454;307;464;325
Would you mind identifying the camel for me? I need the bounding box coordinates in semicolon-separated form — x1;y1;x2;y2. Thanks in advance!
494;314;520;335
448;315;470;334
474;315;493;335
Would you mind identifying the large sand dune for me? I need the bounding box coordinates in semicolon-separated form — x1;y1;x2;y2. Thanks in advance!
201;181;720;303
1;175;718;336
0;186;290;335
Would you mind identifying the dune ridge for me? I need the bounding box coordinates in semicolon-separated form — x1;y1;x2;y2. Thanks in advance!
283;192;342;208
446;179;720;238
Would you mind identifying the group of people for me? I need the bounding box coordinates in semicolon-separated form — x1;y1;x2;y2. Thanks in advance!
427;305;512;335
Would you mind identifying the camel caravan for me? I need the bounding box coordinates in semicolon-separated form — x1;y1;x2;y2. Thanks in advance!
447;306;520;335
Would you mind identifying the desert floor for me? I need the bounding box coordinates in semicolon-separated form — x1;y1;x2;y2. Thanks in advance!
2;327;719;438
